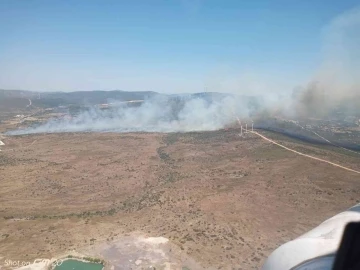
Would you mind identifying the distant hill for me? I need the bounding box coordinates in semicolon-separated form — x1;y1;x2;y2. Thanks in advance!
42;90;159;105
0;90;265;117
0;89;37;99
0;89;245;107
0;89;160;107
0;97;30;112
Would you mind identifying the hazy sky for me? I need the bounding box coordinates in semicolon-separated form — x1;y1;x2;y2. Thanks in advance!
0;0;359;93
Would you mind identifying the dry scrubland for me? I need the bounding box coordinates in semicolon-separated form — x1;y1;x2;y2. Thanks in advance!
1;129;360;269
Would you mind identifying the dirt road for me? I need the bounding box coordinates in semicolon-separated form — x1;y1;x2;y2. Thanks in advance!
250;130;360;175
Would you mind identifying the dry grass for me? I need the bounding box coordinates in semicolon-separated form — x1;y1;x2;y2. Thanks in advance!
0;129;359;269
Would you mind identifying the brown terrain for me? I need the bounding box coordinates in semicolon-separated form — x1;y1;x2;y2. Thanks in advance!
1;123;360;269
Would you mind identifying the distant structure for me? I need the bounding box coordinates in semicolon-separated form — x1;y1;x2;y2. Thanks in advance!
98;103;110;109
238;119;255;137
0;140;4;151
124;100;144;103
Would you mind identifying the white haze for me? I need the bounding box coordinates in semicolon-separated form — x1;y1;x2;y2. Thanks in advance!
8;95;254;135
291;7;360;118
7;7;360;135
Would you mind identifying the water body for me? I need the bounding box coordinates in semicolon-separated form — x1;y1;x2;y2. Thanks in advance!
55;260;103;270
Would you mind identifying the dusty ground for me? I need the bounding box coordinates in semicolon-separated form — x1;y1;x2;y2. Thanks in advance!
0;129;360;269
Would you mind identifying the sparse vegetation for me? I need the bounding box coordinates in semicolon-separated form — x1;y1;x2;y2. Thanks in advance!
1;124;359;269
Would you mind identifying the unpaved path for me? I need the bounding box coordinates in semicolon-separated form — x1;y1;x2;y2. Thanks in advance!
233;116;360;175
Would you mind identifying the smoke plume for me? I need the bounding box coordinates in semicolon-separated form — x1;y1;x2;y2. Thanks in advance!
6;7;360;135
292;7;360;118
7;95;256;135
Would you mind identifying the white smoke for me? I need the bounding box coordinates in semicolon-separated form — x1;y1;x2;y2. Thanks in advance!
292;7;360;118
7;7;360;136
8;95;254;135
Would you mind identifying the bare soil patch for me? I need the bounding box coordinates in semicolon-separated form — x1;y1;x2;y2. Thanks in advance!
0;129;359;269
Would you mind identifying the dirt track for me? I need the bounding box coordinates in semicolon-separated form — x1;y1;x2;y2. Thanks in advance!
250;130;360;174
0;129;360;269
